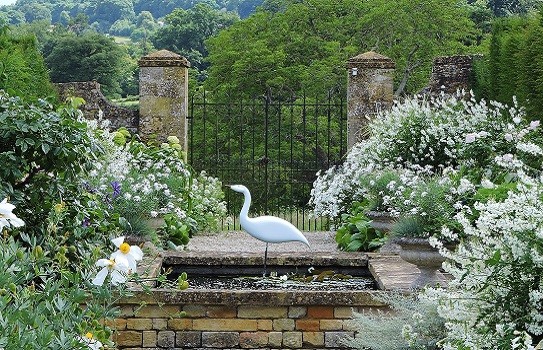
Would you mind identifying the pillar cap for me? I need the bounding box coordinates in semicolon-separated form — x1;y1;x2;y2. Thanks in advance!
348;51;395;69
138;49;191;68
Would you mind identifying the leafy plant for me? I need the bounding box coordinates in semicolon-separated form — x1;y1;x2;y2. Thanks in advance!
335;203;386;252
160;213;191;247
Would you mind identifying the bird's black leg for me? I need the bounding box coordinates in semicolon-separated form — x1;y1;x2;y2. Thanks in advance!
263;242;268;277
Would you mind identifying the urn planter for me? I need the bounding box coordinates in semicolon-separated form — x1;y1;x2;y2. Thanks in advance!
366;211;400;254
395;237;448;289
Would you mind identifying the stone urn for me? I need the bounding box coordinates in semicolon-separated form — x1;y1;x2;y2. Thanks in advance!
366;211;400;254
395;237;448;289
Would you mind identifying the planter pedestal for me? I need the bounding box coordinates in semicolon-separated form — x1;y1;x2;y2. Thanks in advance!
395;237;447;289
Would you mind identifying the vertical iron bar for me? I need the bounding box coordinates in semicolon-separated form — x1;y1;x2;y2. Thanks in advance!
189;93;194;167
264;96;269;215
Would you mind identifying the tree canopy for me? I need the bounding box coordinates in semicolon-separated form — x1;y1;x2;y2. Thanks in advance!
151;3;239;71
45;32;125;96
205;0;481;98
0;26;56;100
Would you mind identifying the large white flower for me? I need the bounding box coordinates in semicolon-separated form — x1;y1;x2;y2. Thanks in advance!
0;198;25;232
110;236;143;272
91;255;130;286
78;332;103;350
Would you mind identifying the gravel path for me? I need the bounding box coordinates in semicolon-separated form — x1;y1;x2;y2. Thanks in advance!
185;231;338;253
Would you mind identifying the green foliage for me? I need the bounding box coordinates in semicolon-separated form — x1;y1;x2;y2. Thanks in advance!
391;179;456;239
0;27;56;100
359;170;402;212
1;0;262;34
335;203;386;252
345;292;446;350
0;235;118;349
206;0;480;98
474;12;543;119
0;93;96;238
151;3;239;72
160;213;191;247
45;32;125;97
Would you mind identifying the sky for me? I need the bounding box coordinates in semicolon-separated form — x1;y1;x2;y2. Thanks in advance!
0;0;16;6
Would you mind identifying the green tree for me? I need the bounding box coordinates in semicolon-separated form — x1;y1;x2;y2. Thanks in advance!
151;3;239;71
45;32;125;97
0;26;56;100
206;0;479;98
357;0;479;95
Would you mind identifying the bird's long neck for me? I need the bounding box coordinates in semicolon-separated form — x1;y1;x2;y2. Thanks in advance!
240;189;252;222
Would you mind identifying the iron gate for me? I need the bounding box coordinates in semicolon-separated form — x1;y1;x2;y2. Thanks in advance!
188;91;347;230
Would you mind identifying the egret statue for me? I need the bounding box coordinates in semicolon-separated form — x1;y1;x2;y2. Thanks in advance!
228;184;310;276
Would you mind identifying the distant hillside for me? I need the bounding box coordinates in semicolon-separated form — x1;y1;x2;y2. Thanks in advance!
0;0;263;32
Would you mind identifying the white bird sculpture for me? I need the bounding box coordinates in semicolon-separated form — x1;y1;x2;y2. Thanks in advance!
228;184;310;276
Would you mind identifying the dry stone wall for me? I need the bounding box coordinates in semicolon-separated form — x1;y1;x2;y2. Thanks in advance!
55;81;138;132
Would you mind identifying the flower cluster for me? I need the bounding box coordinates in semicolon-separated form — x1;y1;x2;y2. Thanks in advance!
0;198;24;232
424;167;543;349
81;118;227;243
310;91;542;226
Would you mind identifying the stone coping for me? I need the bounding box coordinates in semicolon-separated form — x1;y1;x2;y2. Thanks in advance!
133;243;448;307
121;288;383;307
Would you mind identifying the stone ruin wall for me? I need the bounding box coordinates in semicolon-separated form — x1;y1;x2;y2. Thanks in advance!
422;55;481;95
55;81;139;133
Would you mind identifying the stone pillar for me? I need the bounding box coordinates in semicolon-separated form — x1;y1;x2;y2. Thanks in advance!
347;51;395;150
138;49;190;153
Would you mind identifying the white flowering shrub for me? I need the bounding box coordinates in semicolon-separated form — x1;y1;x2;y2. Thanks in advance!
423;167;543;349
82;120;227;242
310;91;542;222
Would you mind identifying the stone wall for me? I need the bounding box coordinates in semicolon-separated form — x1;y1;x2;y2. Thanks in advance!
422;55;481;95
55;81;139;132
111;298;382;349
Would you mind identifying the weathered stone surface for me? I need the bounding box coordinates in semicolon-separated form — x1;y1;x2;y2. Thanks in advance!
54;81;139;133
193;318;258;331
138;50;189;149
283;331;303;348
303;331;325;346
142;331;157;347
113;330;142;347
324;331;354;348
272;318;295;331
288;306;307;318
238;306;287;318
157;330;175;347
126;318;152;330
423;55;480;95
268;331;283;347
346;51;395;150
239;331;269;348
152;318;168;330
176;331;202;347
202;331;239;347
295;319;320;331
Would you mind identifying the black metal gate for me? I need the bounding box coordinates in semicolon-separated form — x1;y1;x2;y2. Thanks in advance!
188;91;347;231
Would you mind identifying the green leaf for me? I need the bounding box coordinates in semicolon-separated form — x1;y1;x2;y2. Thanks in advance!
346;241;363;252
485;250;501;266
41;142;51;154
